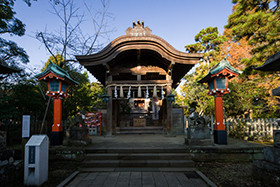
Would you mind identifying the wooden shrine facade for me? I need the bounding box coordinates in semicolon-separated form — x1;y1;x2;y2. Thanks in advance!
76;21;203;135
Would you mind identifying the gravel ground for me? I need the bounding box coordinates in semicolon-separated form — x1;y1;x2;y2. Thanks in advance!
40;160;81;187
196;161;267;187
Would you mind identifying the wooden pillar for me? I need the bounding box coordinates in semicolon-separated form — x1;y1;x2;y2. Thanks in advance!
107;87;113;136
166;84;172;134
50;98;63;145
113;99;118;133
214;96;227;144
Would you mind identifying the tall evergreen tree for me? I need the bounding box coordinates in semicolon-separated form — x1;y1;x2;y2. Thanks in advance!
225;0;280;67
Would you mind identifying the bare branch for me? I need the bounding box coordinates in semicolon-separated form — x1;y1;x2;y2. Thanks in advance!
36;32;58;64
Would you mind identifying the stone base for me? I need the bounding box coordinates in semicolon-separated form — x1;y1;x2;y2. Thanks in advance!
68;127;90;146
187;126;210;139
273;130;280;148
253;159;280;186
214;130;227;145
185;138;214;146
253;145;280;186
70;127;89;141
50;131;63;146
264;146;280;164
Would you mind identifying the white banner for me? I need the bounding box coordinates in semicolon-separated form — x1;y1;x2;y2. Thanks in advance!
152;98;159;120
22;115;30;138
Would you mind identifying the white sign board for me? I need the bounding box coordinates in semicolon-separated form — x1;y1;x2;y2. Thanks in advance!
24;135;49;186
22;115;30;138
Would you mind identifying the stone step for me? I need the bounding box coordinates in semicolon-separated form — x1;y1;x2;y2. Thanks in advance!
81;160;195;168
116;127;164;134
85;147;188;154
85;153;193;161
117;130;163;134
79;167;198;172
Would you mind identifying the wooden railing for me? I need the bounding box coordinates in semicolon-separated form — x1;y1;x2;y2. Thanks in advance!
201;116;280;140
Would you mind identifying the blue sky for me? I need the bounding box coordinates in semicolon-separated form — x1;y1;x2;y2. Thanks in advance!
3;0;233;81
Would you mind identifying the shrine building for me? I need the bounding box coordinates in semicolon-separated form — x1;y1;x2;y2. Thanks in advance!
76;21;203;135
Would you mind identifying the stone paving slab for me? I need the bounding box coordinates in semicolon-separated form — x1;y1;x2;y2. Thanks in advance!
64;171;211;187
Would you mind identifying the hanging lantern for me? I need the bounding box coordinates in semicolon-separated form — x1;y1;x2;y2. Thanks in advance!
167;94;175;103
102;94;110;103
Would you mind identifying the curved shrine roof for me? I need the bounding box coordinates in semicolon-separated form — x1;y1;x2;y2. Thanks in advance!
76;21;203;88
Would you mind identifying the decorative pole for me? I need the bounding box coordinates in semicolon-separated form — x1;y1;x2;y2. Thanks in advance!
35;62;78;145
198;58;241;144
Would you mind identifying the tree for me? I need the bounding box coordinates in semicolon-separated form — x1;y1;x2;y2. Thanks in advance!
185;27;227;70
224;1;280;117
0;78;46;121
180;27;226;116
0;0;30;68
178;74;215;116
225;0;280;67
36;0;114;67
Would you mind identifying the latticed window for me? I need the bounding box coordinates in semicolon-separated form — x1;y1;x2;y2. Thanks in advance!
61;83;67;92
209;80;214;90
215;78;226;89
50;81;60;91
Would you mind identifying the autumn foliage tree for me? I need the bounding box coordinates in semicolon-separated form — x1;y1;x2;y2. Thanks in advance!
224;0;280;117
181;1;280;118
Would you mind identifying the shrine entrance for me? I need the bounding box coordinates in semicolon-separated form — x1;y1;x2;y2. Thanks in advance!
76;20;203;135
111;87;167;134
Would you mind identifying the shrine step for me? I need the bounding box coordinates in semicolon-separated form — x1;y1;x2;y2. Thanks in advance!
116;127;164;134
85;147;189;154
81;160;195;168
80;148;195;171
85;153;193;161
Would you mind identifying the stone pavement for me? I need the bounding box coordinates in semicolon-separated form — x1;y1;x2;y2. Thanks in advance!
65;171;211;187
57;134;267;187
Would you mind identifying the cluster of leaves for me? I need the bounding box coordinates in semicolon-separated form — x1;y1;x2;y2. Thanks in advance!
0;54;105;124
180;4;280;119
0;76;46;121
0;1;107;125
0;0;29;68
225;0;280;67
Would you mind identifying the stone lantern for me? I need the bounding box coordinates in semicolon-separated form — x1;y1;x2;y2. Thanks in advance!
102;94;110;103
35;61;78;145
198;58;242;144
167;94;175;103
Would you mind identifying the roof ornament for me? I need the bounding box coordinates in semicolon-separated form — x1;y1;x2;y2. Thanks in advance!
126;20;151;36
133;20;144;28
